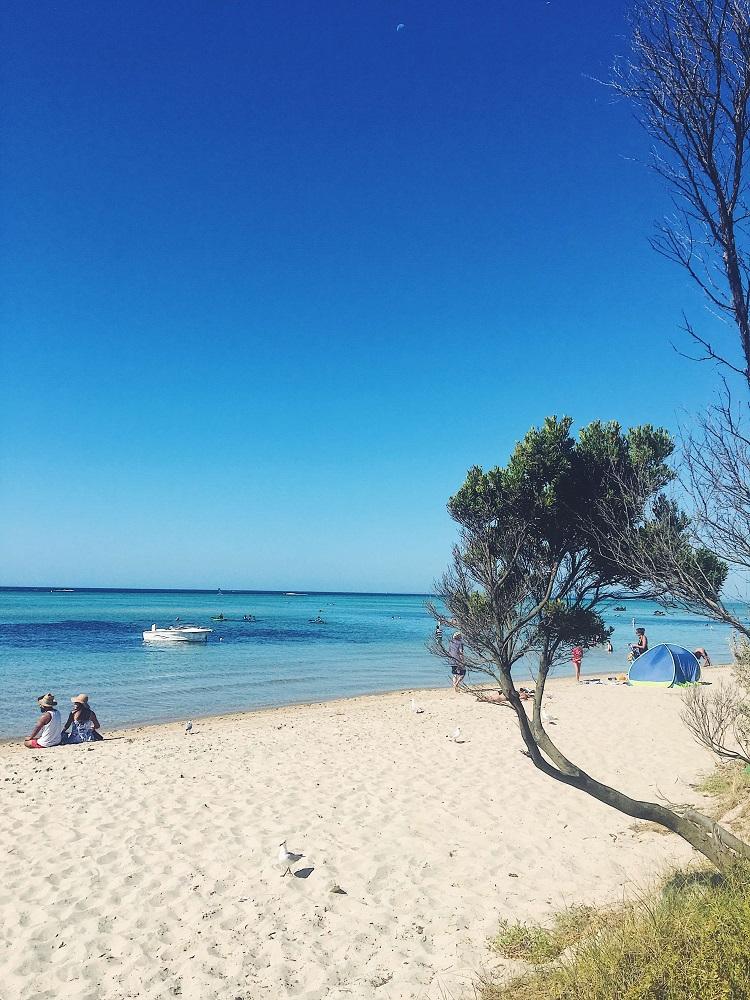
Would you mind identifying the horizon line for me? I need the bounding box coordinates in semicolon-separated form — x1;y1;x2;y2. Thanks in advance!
0;585;436;598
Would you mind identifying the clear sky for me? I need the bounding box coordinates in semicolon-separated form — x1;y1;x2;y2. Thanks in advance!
0;1;737;592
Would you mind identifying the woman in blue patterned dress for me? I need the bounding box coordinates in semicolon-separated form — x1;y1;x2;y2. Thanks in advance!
61;694;103;743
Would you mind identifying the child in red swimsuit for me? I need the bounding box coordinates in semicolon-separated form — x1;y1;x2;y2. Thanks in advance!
572;646;583;682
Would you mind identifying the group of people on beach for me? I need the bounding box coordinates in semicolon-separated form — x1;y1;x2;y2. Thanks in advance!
443;620;714;691
624;628;711;667
24;693;103;749
579;629;711;678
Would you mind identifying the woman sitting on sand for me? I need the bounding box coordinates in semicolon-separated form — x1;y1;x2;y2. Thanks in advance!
24;693;62;749
61;694;103;744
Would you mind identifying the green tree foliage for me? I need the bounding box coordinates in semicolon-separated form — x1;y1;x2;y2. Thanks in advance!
438;416;687;678
432;417;747;869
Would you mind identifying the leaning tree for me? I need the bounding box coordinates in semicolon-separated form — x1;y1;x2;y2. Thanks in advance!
432;416;749;870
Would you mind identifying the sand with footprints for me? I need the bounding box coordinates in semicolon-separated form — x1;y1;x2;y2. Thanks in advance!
0;669;729;999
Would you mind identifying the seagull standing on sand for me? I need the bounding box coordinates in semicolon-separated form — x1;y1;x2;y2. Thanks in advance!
278;840;303;877
451;726;461;742
185;721;193;735
410;697;424;714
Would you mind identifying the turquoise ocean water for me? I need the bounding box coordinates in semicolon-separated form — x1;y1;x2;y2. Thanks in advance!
0;588;739;738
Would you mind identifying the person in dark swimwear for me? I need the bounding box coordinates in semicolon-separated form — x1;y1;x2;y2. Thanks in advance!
631;627;648;659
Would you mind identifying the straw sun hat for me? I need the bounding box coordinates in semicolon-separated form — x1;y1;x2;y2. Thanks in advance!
37;693;57;709
71;694;89;705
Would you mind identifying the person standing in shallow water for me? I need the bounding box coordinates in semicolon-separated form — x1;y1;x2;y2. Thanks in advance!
448;632;466;691
24;693;62;749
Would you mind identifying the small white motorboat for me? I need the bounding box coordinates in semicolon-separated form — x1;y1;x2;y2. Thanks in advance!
142;624;213;643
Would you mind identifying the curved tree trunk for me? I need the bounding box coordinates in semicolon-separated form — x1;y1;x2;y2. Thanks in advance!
500;685;750;872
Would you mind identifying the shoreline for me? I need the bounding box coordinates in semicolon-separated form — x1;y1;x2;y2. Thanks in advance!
0;683;446;747
1;681;454;746
0;668;617;747
3;664;728;748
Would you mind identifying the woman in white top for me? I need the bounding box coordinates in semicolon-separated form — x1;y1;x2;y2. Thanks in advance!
25;693;62;749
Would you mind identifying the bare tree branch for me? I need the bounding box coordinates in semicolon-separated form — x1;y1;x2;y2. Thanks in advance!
681;387;750;580
682;680;750;763
612;0;750;385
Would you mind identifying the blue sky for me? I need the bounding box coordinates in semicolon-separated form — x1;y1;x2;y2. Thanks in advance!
0;1;738;592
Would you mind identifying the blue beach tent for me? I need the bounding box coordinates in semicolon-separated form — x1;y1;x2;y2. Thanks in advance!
628;643;701;687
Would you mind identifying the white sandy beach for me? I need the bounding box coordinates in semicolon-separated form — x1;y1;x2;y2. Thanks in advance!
0;669;731;1000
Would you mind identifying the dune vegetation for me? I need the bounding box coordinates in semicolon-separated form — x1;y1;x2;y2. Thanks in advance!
480;861;750;1000
480;762;750;1000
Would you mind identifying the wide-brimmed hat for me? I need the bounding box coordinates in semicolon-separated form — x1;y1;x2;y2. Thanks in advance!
38;693;57;709
71;693;89;705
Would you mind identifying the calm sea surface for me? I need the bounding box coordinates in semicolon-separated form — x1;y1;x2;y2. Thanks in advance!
0;588;739;738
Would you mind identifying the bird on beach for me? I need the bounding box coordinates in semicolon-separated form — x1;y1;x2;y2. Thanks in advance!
185;721;193;735
410;697;424;714
278;840;304;877
448;726;461;742
540;708;556;726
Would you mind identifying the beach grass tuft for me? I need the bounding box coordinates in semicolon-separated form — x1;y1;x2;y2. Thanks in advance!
490;905;601;964
695;760;750;802
694;761;750;835
480;863;750;1000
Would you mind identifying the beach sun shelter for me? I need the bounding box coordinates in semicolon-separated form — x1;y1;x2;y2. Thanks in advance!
628;643;701;687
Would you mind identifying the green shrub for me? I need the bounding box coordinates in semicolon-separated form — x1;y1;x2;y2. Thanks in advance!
481;865;750;1000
